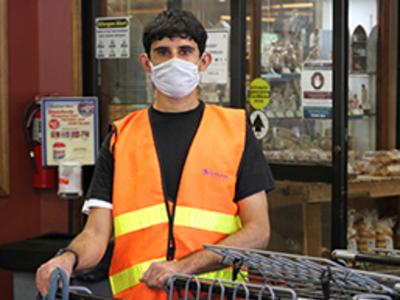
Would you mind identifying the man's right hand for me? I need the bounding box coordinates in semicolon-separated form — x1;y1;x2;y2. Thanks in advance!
36;208;113;296
35;252;75;296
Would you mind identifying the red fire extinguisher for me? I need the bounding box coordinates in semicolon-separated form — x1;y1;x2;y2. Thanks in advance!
23;96;57;189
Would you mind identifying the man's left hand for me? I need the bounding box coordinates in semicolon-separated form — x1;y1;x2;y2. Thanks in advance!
140;260;183;290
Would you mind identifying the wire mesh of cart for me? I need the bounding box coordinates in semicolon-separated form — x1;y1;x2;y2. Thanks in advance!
332;249;400;291
166;244;400;300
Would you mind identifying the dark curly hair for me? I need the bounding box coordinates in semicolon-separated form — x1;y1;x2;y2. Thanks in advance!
142;9;207;57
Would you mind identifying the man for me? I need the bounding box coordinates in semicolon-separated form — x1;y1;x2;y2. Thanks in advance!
36;9;275;300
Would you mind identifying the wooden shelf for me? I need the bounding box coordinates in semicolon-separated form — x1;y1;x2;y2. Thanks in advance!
268;176;400;256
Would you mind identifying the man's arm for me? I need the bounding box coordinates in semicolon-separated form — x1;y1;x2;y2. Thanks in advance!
36;208;113;296
141;190;270;289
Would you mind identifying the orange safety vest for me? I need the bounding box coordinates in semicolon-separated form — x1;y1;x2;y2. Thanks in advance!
108;104;246;299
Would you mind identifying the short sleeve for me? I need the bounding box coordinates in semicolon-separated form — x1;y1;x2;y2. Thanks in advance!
234;119;275;201
83;132;114;213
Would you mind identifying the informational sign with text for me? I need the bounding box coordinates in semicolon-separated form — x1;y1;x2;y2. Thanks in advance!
301;60;333;119
201;29;229;84
42;97;99;166
248;78;271;110
96;16;130;59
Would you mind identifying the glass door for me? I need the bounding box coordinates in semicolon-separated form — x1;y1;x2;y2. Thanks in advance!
347;0;378;166
250;0;398;255
247;0;334;254
95;0;167;137
93;0;235;137
182;0;231;105
253;1;334;167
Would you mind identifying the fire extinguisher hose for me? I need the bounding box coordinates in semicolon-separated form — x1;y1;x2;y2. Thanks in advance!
23;100;40;173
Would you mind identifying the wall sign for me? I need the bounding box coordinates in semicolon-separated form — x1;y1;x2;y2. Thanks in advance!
301;60;333;119
248;78;271;110
201;29;229;84
250;110;269;140
96;16;130;59
41;97;99;166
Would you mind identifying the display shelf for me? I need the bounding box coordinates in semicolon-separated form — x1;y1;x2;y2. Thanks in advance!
270;176;400;208
265;112;303;119
268;176;400;256
348;112;376;120
263;113;376;120
261;72;301;83
349;73;371;77
269;163;332;183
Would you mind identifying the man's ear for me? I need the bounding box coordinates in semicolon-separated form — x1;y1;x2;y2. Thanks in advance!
138;53;152;73
199;52;212;72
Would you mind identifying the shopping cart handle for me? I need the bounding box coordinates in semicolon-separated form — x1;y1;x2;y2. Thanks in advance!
352;294;392;300
332;249;357;261
333;249;400;266
36;268;69;300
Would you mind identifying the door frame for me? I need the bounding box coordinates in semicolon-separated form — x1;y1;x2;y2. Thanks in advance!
0;0;9;196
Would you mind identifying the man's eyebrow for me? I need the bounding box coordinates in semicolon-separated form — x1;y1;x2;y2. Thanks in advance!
153;46;169;51
179;45;195;49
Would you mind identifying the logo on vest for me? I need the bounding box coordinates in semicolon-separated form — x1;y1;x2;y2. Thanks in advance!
202;168;229;181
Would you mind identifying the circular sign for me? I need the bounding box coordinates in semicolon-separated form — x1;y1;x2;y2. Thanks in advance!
311;72;325;90
248;78;271;110
49;119;60;129
78;100;96;117
250;110;269;140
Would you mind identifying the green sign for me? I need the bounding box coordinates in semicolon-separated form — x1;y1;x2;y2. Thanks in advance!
248;78;270;110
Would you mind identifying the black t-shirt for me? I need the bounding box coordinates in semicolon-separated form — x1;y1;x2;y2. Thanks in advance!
86;102;275;205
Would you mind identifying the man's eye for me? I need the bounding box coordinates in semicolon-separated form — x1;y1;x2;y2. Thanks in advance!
156;49;168;56
180;48;193;55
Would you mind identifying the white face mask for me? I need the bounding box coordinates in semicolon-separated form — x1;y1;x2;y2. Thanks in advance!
149;57;201;99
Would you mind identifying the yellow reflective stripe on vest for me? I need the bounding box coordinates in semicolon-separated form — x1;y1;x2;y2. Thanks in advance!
109;258;162;295
109;258;240;295
200;268;248;283
174;206;241;234
114;204;242;238
114;204;167;237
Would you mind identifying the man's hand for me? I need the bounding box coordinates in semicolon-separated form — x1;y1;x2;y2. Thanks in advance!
140;260;184;290
35;208;112;296
35;252;75;296
141;191;270;291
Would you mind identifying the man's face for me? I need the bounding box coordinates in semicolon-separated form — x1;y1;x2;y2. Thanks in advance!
149;36;201;66
138;36;211;75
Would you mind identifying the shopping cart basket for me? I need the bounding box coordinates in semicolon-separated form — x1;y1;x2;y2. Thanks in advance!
166;244;400;299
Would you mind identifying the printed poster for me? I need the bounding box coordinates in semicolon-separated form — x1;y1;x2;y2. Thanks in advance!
96;16;130;59
201;29;229;84
41;97;99;166
301;60;333;119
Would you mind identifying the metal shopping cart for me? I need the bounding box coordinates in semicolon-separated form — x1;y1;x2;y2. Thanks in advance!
333;249;400;268
36;268;120;300
332;249;400;290
166;245;400;299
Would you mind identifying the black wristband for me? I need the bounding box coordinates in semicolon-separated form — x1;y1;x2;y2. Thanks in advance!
55;248;79;271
